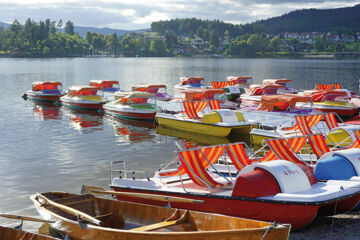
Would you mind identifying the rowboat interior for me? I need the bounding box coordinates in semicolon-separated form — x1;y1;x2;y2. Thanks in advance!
31;192;290;239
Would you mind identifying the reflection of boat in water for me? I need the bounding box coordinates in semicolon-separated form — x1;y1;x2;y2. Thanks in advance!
156;125;230;146
65;109;103;133
29;100;62;120
105;116;156;142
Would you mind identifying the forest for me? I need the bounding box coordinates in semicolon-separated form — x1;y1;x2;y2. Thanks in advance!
0;4;359;58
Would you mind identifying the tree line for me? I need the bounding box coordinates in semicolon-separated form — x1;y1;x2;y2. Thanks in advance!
0;15;359;58
0;19;169;57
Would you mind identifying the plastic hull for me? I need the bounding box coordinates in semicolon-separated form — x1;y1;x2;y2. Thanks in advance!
111;186;319;230
104;107;156;120
156;116;232;137
26;91;64;102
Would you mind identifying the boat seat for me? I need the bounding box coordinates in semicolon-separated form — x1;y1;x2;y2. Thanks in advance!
49;194;100;218
130;210;189;232
131;220;179;232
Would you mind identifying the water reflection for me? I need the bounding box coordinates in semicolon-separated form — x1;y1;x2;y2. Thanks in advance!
29;100;62;120
64;109;103;133
105;116;156;143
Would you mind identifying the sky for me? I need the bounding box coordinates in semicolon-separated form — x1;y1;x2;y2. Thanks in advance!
0;0;359;30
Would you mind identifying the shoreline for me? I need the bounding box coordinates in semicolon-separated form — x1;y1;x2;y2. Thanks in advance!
1;53;360;60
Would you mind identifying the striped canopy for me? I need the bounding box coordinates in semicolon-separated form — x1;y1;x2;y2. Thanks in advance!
307;134;330;158
208;100;221;110
183;101;208;119
316;84;333;90
262;136;306;162
324;113;339;130
225;143;252;171
265;138;308;166
211;81;228;89
159;146;223;177
178;149;231;189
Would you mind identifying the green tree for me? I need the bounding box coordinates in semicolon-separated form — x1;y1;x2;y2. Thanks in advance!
209;30;219;47
149;38;167;56
56;20;63;31
165;30;177;49
64;21;74;35
314;37;326;52
270;36;281;51
120;35;136;56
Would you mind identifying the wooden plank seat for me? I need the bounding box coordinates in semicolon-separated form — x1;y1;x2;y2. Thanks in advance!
131;210;189;232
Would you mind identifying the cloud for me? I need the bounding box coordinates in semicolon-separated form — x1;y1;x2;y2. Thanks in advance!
0;0;358;30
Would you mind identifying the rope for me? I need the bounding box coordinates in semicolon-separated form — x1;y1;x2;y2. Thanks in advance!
261;221;276;240
330;186;343;232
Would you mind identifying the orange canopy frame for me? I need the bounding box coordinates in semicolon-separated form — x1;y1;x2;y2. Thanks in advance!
132;84;167;93
226;76;252;86
68;86;102;97
183;89;226;101
89;80;119;89
180;77;205;85
303;90;348;102
257;94;312;112
263;79;292;85
32;82;62;91
248;84;285;96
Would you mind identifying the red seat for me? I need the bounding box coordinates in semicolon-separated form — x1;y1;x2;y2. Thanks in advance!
232;168;281;197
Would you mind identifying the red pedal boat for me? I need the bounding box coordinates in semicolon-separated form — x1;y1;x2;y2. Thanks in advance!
109;144;360;230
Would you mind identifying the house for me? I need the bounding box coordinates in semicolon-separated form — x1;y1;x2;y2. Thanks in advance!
192;37;204;45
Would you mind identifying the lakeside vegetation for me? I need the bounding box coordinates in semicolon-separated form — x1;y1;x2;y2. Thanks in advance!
1;4;360;58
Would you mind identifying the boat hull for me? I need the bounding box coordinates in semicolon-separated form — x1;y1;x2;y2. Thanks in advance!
31;192;290;240
313;103;357;119
60;98;106;111
0;226;57;240
110;186;318;230
314;107;357;118
25;91;64;102
156;116;232;137
104;107;156;120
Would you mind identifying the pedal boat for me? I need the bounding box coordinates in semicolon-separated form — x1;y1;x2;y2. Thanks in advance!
174;77;206;98
239;84;285;108
303;90;357;119
156;105;256;137
109;156;360;230
89;80;121;100
60;86;108;111
103;92;159;120
132;84;172;101
31;192;291;240
226;76;253;89
262;79;298;94
23;82;65;102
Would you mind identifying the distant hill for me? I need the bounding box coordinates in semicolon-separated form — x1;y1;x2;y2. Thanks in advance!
255;4;360;33
73;26;148;37
0;21;9;28
0;21;147;36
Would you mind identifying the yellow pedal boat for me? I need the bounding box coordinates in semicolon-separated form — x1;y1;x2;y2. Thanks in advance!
156;110;256;137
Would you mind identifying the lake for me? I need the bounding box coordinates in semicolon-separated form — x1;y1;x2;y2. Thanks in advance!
0;57;360;231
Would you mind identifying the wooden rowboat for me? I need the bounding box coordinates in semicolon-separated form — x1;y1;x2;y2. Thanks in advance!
31;192;290;240
0;226;59;240
0;214;58;240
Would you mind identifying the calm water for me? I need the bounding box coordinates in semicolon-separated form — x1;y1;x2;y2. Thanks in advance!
0;57;360;231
